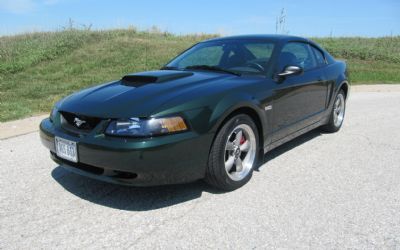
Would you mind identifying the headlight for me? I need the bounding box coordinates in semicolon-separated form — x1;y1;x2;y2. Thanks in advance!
105;116;188;137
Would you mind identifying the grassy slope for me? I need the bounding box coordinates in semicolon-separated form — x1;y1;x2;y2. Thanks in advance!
0;30;215;121
0;29;399;121
313;37;400;83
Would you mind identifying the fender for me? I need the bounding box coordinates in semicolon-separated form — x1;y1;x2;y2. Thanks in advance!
327;61;349;108
208;92;268;139
338;80;350;100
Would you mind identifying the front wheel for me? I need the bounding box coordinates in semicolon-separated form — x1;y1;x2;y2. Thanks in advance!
205;114;259;191
321;90;346;133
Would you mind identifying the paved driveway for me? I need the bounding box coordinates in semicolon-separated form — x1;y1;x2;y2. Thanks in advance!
1;91;399;249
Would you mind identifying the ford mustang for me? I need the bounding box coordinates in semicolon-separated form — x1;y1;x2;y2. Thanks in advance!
40;35;349;191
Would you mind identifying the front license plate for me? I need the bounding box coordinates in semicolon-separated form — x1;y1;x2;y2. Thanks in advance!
55;137;78;163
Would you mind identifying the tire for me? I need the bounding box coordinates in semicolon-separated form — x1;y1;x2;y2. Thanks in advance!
321;90;346;133
205;114;259;191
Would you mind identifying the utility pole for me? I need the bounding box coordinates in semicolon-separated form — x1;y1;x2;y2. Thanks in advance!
275;8;287;34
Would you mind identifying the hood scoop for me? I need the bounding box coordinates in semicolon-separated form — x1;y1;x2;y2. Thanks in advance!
121;70;193;87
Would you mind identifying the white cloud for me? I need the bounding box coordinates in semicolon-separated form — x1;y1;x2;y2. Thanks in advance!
0;0;61;14
0;0;35;13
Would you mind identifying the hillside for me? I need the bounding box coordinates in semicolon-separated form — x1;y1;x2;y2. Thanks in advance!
0;29;399;121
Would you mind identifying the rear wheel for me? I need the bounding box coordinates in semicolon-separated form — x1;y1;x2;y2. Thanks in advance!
321;90;346;132
205;114;259;191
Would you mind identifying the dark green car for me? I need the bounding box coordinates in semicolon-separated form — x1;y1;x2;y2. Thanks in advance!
40;35;349;190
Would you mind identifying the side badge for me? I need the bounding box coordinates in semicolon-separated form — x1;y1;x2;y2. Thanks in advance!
264;105;272;111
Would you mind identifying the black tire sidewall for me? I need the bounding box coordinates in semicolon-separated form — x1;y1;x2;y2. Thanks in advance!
322;90;346;133
332;90;346;129
209;114;259;190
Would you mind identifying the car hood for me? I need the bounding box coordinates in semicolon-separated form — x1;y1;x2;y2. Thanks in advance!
59;70;235;118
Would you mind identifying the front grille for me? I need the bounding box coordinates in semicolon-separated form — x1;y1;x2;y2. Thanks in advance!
60;111;102;132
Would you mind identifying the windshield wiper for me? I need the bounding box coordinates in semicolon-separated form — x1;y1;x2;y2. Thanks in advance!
184;65;241;76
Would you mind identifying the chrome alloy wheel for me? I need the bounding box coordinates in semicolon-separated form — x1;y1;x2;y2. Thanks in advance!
224;124;257;181
333;93;345;127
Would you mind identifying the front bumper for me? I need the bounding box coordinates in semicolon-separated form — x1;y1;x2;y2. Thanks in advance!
40;118;214;186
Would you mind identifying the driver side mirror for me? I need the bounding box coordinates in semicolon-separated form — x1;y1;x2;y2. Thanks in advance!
274;65;303;82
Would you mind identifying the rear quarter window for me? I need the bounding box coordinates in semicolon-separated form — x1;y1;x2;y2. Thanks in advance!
312;46;326;66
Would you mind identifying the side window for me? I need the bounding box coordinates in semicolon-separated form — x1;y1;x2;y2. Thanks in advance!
279;42;317;71
244;43;274;59
311;46;326;66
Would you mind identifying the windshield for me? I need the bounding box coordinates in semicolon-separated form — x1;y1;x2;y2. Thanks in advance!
165;40;276;75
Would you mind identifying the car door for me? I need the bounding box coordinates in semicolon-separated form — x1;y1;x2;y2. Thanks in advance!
271;42;328;142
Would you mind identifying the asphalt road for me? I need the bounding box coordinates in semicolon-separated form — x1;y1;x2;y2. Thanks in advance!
1;91;400;249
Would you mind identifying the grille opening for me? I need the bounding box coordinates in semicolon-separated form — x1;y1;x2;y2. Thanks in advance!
112;171;138;179
60;111;102;132
52;153;138;179
53;153;104;175
74;162;104;175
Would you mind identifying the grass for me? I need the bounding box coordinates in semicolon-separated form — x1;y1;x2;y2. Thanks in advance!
312;37;400;84
0;29;399;122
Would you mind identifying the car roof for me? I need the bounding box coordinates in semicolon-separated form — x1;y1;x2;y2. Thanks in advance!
204;34;311;43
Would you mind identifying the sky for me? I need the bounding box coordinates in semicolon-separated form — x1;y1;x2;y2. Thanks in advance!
0;0;399;37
